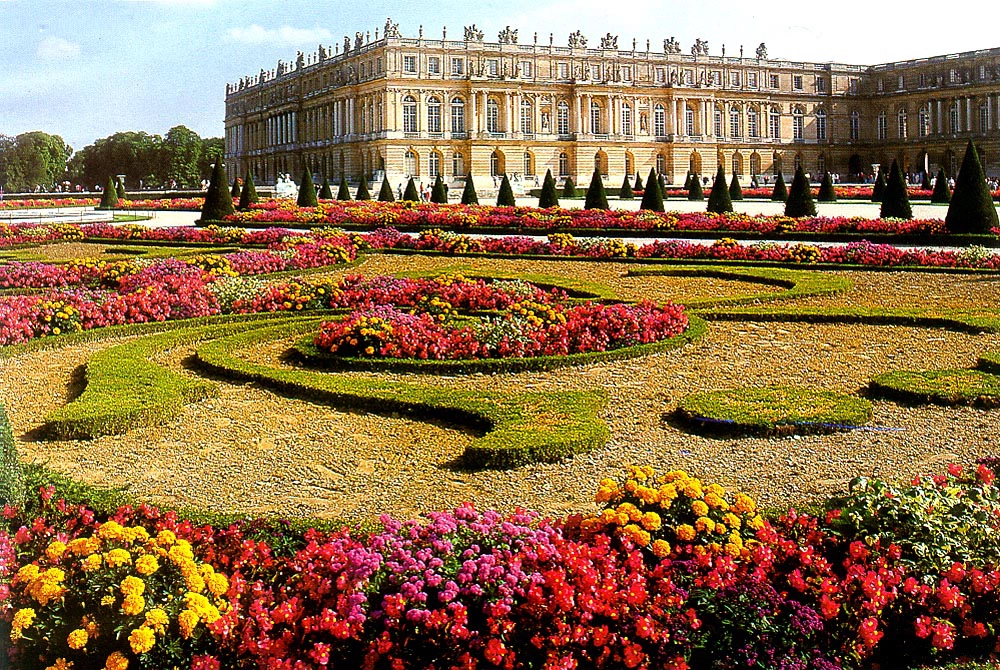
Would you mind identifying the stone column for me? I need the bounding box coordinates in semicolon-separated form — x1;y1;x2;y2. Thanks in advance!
937;99;943;135
966;97;973;133
583;94;591;134
417;92;426;133
575;95;583;133
470;90;477;135
534;95;542;135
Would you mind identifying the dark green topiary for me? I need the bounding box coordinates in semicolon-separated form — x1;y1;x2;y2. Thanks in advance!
200;157;235;221
635;171;643;192
880;159;913;220
683;171;694;191
817;172;837;202
946;140;1000;234
584;169;609;210
658;172;666;199
770;172;788;201
687;174;704;200
358;176;373;201
871;168;886;202
921;170;932;191
336;176;352;201
318;177;333;200
402;177;420;202
375;176;391;202
619;174;634;200
729;173;743;201
0;402;24;507
461;173;479;205
297;167;318;207
931;168;951;204
98;176;120;209
115;177;125;200
707;165;734;214
231;179;241;199
431;175;448;204
562;176;577;198
538;169;559;208
238;171;257;210
496;174;516;206
640;168;664;212
784;165;817;217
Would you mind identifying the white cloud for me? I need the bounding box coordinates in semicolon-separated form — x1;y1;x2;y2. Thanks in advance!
37;36;81;61
226;24;332;46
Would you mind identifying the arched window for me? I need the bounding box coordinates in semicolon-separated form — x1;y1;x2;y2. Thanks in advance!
523;152;533;175
654;104;666;136
558;152;569;176
490;150;503;176
594;151;605;174
402;96;417;133
427;97;441;133
816;109;827;140
792;107;804;140
451;97;465;134
877;110;888;140
729;107;742;138
750;153;761;176
487;98;500;133
429;151;441;177
622;104;633;135
520;99;533;134
624;153;633;175
747;107;759;138
404;149;418;176
452;152;464;176
557;101;570;135
897;108;907;139
769;107;781;138
731;153;741;176
949;103;959;134
590;102;602;134
656;154;666;175
918;106;930;138
850;111;861;140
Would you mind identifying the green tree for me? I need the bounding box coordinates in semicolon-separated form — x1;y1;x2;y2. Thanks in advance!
97;176;119;209
336;176;352;201
238;171;258;210
945;140;999;234
562;176;577;198
67;131;160;189
358;176;374;201
198;137;225;181
318;177;334;200
2;131;73;192
880;159;913;220
619;174;634;199
538;169;559;208
431;175;448;203
640;168;664;212
461;173;479;205
200;157;235;221
163;125;203;188
687;174;704;200
635;171;643;192
784;165;817;217
817;172;837;202
496;174;516;206
931;168;951;203
584;169;609;210
921;170;932;191
402;177;420;202
770;172;788;201
729;173;743;201
297;166;318;207
707;165;734;214
871;167;887;202
683;172;694;191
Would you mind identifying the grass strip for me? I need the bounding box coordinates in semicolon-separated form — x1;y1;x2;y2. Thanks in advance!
695;307;1000;334
869;369;1000;408
978;350;1000;374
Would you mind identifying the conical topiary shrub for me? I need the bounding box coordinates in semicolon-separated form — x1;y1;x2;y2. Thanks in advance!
619;174;634;200
358;176;373;201
375;176;392;202
431;175;448;204
200;157;235;222
931;168;951;204
784;165;817;217
231;179;241;199
497;174;516;206
880;159;913;220
729;173;743;201
538;169;559;208
461;173;479;205
707;165;734;214
687;174;704;201
770;172;788;201
945;140;999;234
238;171;258;210
336;176;352;201
584;169;609;210
115;177;125;201
683;172;694;191
318;177;333;200
921;170;932;191
297;167;318;207
402;177;420;202
97;176;119;209
635;171;643;192
817;172;837;202
640;168;664;212
562;176;577;198
658;172;666;199
871;168;887;202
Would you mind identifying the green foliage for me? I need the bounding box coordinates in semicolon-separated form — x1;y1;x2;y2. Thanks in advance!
0;130;72;192
431;175;448;204
0;402;24;507
402;176;420;202
817;172;836;202
640;168;665;212
115;176;125;200
707;165;734;214
635;171;643;192
230;178;241;199
784;165;817;217
238;171;258;210
676;386;873;436
584;169;609;210
163;125;204;189
538;169;559;208
562;176;577;198
318;177;334;200
297;166;318;207
871;167;887;202
357;175;373;201
880;159;913;220
497;174;516;206
870;368;1000;408
945;140;999;234
684;172;694;191
199;157;235;221
728;173;743;201
336;176;351;201
97;176;120;209
931;168;952;203
618;174;634;200
978;349;1000;375
770;172;788;201
687;174;704;200
921;170;932;191
461;173;479;205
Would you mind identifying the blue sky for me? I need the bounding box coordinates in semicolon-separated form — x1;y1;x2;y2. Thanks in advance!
1;0;994;153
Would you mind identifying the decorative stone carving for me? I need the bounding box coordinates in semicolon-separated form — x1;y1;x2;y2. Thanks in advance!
343;36;351;52
600;33;618;50
568;30;587;49
498;26;518;44
296;52;305;69
384;18;401;38
318;44;327;60
464;24;484;41
276;60;286;76
756;42;768;60
355;32;364;49
691;38;709;56
663;37;681;54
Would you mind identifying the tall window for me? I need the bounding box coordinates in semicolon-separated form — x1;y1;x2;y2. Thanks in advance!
769;107;781;138
594;151;605;174
817;154;825;176
520;99;533;134
451;98;465;134
656;154;665;175
949;103;959;134
490;150;502;176
850;111;861;140
428;57;440;75
557;101;570;135
523;152;533;175
624;153;633;175
622;105;632;135
403;55;417;73
919;107;930;137
685;107;695;135
558;152;568;176
486;59;498;76
590;102;602;134
877;111;887;140
747;107;759;138
713;109;723;137
486;98;500;133
980;102;990;134
792;108;804;140
729;108;741;138
815;109;827;140
404;150;417;175
750;153;761;176
427;96;441;133
520;61;532;78
731;154;741;176
452;152;464;176
451;58;464;76
654;104;666;136
897;108;907;139
402;95;417;133
429;151;440;177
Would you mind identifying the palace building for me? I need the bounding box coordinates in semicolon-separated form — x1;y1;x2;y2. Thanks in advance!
223;19;1000;189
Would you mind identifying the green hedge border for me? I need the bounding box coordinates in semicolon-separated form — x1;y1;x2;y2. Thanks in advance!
869;369;1000;408
0;401;24;506
695;306;1000;334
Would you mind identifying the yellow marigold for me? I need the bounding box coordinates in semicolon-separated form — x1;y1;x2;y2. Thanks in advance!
155;530;176;547
82;554;103;572
747;515;766;531
97;521;124;542
623;524;651;547
733;493;757;515
627;465;654;481
728;531;744;547
691;500;709;517
66;538;99;556
10;608;36;639
714;522;728;534
46;541;67;561
168;540;195;563
723;513;741;529
723;543;742;558
680;480;704;499
122;594;145;616
104;548;132;567
652;539;672;558
128;626;155;654
135;554;159;576
144;608;169;633
123;526;150;544
206;572;229;597
101;595;116;607
15;564;40;584
704;493;728;511
695;516;715;533
709;542;723;554
178;609;199;639
29;569;66;606
640;511;662;531
706;483;726;497
120;575;146;597
185;572;206;594
66;628;88;650
675;524;696;541
635;486;661;505
45;658;73;670
82;616;99;638
105;651;129;670
658;483;678;504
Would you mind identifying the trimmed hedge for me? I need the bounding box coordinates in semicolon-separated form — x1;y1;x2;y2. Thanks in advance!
675;386;874;436
0;401;24;507
978;350;1000;375
870;369;1000;408
697;307;1000;334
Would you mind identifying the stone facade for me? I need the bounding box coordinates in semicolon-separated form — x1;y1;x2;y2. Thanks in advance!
223;23;1000;188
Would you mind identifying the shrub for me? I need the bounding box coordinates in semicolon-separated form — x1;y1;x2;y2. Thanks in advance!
584;169;609;210
945;140;999;234
296;167;318;207
336;176;352;201
0;401;24;507
817;172;837;202
230;179;241;199
931;168;952;203
431;175;448;204
921;170;932;190
640;167;664;212
562;175;577;198
401;177;419;202
97;176;119;209
538;169;559;207
687;174;704;201
115;177;125;200
238;171;258;210
784;165;817;217
318;177;333;200
707;165;734;214
357;175;373;201
497;174;516;207
635;171;643;191
770;172;788;201
199;157;235;221
880;158;913;220
618;174;634;200
729;173;743;201
683;171;694;191
872;167;887;202
461;173;479;205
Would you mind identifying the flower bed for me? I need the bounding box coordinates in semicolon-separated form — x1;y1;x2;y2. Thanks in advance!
119;198;207;211
0;197;100;210
3;461;1000;669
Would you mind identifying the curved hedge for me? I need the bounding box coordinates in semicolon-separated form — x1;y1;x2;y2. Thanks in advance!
870;369;1000;408
979;350;1000;375
0;401;24;506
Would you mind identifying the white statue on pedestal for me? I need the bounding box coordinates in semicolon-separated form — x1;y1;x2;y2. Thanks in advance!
275;173;298;199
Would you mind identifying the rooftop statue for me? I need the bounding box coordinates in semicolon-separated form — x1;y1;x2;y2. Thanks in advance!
568;30;587;49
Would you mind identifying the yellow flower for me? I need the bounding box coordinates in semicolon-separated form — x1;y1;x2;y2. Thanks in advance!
178;609;199;638
120;575;146;597
97;521;124;541
706;483;726;497
695;517;715;533
733;493;757;515
640;511;662;531
658;483;678;504
104;548;132;567
46;541;67;561
144;608;169;633
66;538;99;556
15;564;40;584
105;651;129;670
723;513;742;529
82;554;103;572
652;539;672;558
704;493;728;511
185;572;206;594
675;524;696;541
123;526;150;544
714;522;728;534
207;572;229;597
691;500;709;517
45;658;74;670
82;616;99;638
10;608;36;640
128;627;155;654
135;554;159;576
623;523;651;547
155;530;176;547
101;595;116;607
723;543;742;558
122;594;145;616
747;515;766;531
67;628;88;650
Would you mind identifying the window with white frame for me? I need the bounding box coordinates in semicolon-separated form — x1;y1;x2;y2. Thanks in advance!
558;62;569;79
980;64;988;80
816;109;827;140
980;102;990;134
730;108;741;138
793;75;803;90
714;109;723;137
520;99;533;134
523;152;533;175
949;68;958;84
428;57;440;74
622;105;632;135
919;73;928;88
429;151;440;177
487;59;498;76
817;153;825;176
452;152;464;176
403;55;417;73
897;108;907;138
850;111;861;140
451;97;465;134
656;154;665;175
486;98;500;132
684;69;694;85
710;71;721;86
559;152;568;176
769;107;781;138
877;111;887;140
654;104;666;136
685;107;695;135
520;61;532;78
897;74;904;90
451;58;464;76
427;97;441;133
919;106;930;137
793;108;804;140
590;101;602;134
655;67;665;83
747;72;758;88
849;78;859;94
769;73;780;88
877;78;884;92
732;154;741;176
591;64;601;80
747;107;759;138
557;101;569;134
816;76;826;92
622;66;632;80
950;103;959;133
402;95;417;132
731;71;741;86
404;150;417;175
